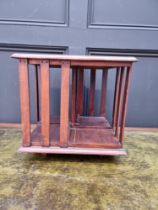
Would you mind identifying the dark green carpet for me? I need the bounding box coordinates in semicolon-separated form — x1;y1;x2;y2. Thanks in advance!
0;128;158;210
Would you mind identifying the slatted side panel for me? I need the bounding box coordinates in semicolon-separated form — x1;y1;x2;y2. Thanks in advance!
77;68;84;116
40;60;50;146
119;66;132;144
19;58;31;146
99;69;108;117
89;69;96;116
71;67;78;123
115;67;125;137
112;68;121;130
34;64;40;122
60;61;70;147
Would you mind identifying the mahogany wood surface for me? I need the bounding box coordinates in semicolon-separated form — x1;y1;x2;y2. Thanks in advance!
115;67;125;137
13;53;136;156
89;69;96;116
71;67;77;123
34;65;40;122
19;59;31;147
32;59;132;68
40;60;50;146
112;68;120;130
99;69;108;116
119;67;132;144
59;61;70;147
75;116;111;128
30;120;120;149
77;68;84;116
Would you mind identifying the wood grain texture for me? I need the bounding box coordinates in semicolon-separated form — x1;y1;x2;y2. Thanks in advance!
115;67;125;137
112;68;120;129
34;64;40;122
77;68;84;116
99;69;108;116
89;69;96;116
120;66;132;144
40;60;50;146
71;67;77;123
19;58;31;147
71;61;132;68
27;59;132;68
60;61;70;147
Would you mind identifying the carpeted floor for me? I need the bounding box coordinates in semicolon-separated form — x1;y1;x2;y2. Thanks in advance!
0;128;158;210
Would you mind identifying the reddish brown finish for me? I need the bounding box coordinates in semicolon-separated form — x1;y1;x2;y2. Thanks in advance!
99;69;108;116
119;67;132;144
13;53;136;156
70;61;132;68
89;69;96;116
112;68;120;130
60;61;70;147
30;122;120;149
40;60;50;146
75;116;110;129
34;64;40;122
77;68;84;116
31;59;132;68
19;59;31;147
71;67;77;123
115;67;125;137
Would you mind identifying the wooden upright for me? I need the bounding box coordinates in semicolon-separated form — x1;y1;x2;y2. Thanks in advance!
12;53;137;156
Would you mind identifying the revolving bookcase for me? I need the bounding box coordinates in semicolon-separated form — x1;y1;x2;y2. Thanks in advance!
12;54;137;156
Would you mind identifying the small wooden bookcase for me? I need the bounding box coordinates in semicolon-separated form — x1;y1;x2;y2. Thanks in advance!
12;54;137;156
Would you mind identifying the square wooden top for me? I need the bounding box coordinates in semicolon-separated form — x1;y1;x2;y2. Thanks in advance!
11;53;137;62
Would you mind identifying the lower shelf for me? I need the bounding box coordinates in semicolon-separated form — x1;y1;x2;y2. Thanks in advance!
31;125;121;149
18;146;127;156
26;116;124;155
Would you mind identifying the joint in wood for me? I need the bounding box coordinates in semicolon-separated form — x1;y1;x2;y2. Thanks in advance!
61;60;70;65
19;59;27;63
41;60;49;64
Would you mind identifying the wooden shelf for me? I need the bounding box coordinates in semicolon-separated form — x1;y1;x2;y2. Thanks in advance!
73;116;111;128
30;117;121;149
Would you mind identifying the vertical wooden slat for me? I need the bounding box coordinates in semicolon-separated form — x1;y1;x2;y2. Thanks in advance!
19;58;31;146
99;69;108;116
34;64;40;122
71;67;77;123
112;68;120;129
115;67;125;137
77;68;84;116
60;61;70;147
40;60;50;146
89;69;96;116
120;66;132;144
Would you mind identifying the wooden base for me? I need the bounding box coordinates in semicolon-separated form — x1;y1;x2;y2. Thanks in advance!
30;117;121;149
19;116;126;155
18;146;127;156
